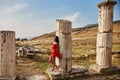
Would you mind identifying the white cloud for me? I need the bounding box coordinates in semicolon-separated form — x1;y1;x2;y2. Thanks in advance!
0;3;28;15
64;12;80;22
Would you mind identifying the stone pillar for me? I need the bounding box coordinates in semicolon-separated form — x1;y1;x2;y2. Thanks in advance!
46;20;89;80
96;33;112;67
0;31;16;80
90;1;117;72
56;19;72;73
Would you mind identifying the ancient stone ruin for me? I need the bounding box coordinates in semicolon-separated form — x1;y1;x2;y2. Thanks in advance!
90;0;117;72
0;0;118;80
0;31;16;80
56;19;72;73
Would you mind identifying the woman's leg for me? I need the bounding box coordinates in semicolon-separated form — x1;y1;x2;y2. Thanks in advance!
51;57;60;71
54;57;60;71
51;57;55;71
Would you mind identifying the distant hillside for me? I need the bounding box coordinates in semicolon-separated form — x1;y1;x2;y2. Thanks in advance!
31;32;55;40
31;20;120;41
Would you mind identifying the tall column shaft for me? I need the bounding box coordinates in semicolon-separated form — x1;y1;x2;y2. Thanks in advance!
0;31;16;80
96;1;116;67
56;19;72;73
96;33;112;67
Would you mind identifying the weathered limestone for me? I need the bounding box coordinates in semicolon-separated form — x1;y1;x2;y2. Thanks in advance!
0;31;16;80
56;19;72;73
96;47;112;67
96;33;112;48
98;1;116;33
90;1;117;72
96;33;112;67
46;66;89;80
26;74;47;80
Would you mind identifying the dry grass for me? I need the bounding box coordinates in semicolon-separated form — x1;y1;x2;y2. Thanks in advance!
16;51;120;76
16;54;50;76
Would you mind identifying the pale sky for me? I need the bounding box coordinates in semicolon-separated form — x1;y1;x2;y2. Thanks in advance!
0;0;120;38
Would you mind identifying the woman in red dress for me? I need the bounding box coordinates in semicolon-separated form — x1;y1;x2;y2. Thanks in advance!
49;36;61;71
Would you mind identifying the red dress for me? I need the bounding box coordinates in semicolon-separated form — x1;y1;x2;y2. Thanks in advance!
50;42;61;58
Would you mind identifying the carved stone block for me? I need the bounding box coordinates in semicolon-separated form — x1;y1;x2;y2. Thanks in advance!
96;33;112;48
96;47;112;67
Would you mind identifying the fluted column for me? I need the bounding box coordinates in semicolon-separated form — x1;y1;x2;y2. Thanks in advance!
56;19;72;73
0;31;16;80
96;33;112;67
97;0;116;67
90;1;117;72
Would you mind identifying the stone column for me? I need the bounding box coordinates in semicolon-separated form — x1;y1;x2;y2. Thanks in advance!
0;31;16;80
56;19;72;73
90;1;117;72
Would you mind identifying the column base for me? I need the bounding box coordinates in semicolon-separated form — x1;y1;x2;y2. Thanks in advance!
46;66;89;80
90;64;118;73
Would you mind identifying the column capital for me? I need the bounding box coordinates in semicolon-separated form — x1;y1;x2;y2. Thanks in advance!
56;19;71;23
56;19;71;34
0;31;15;33
98;1;117;8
